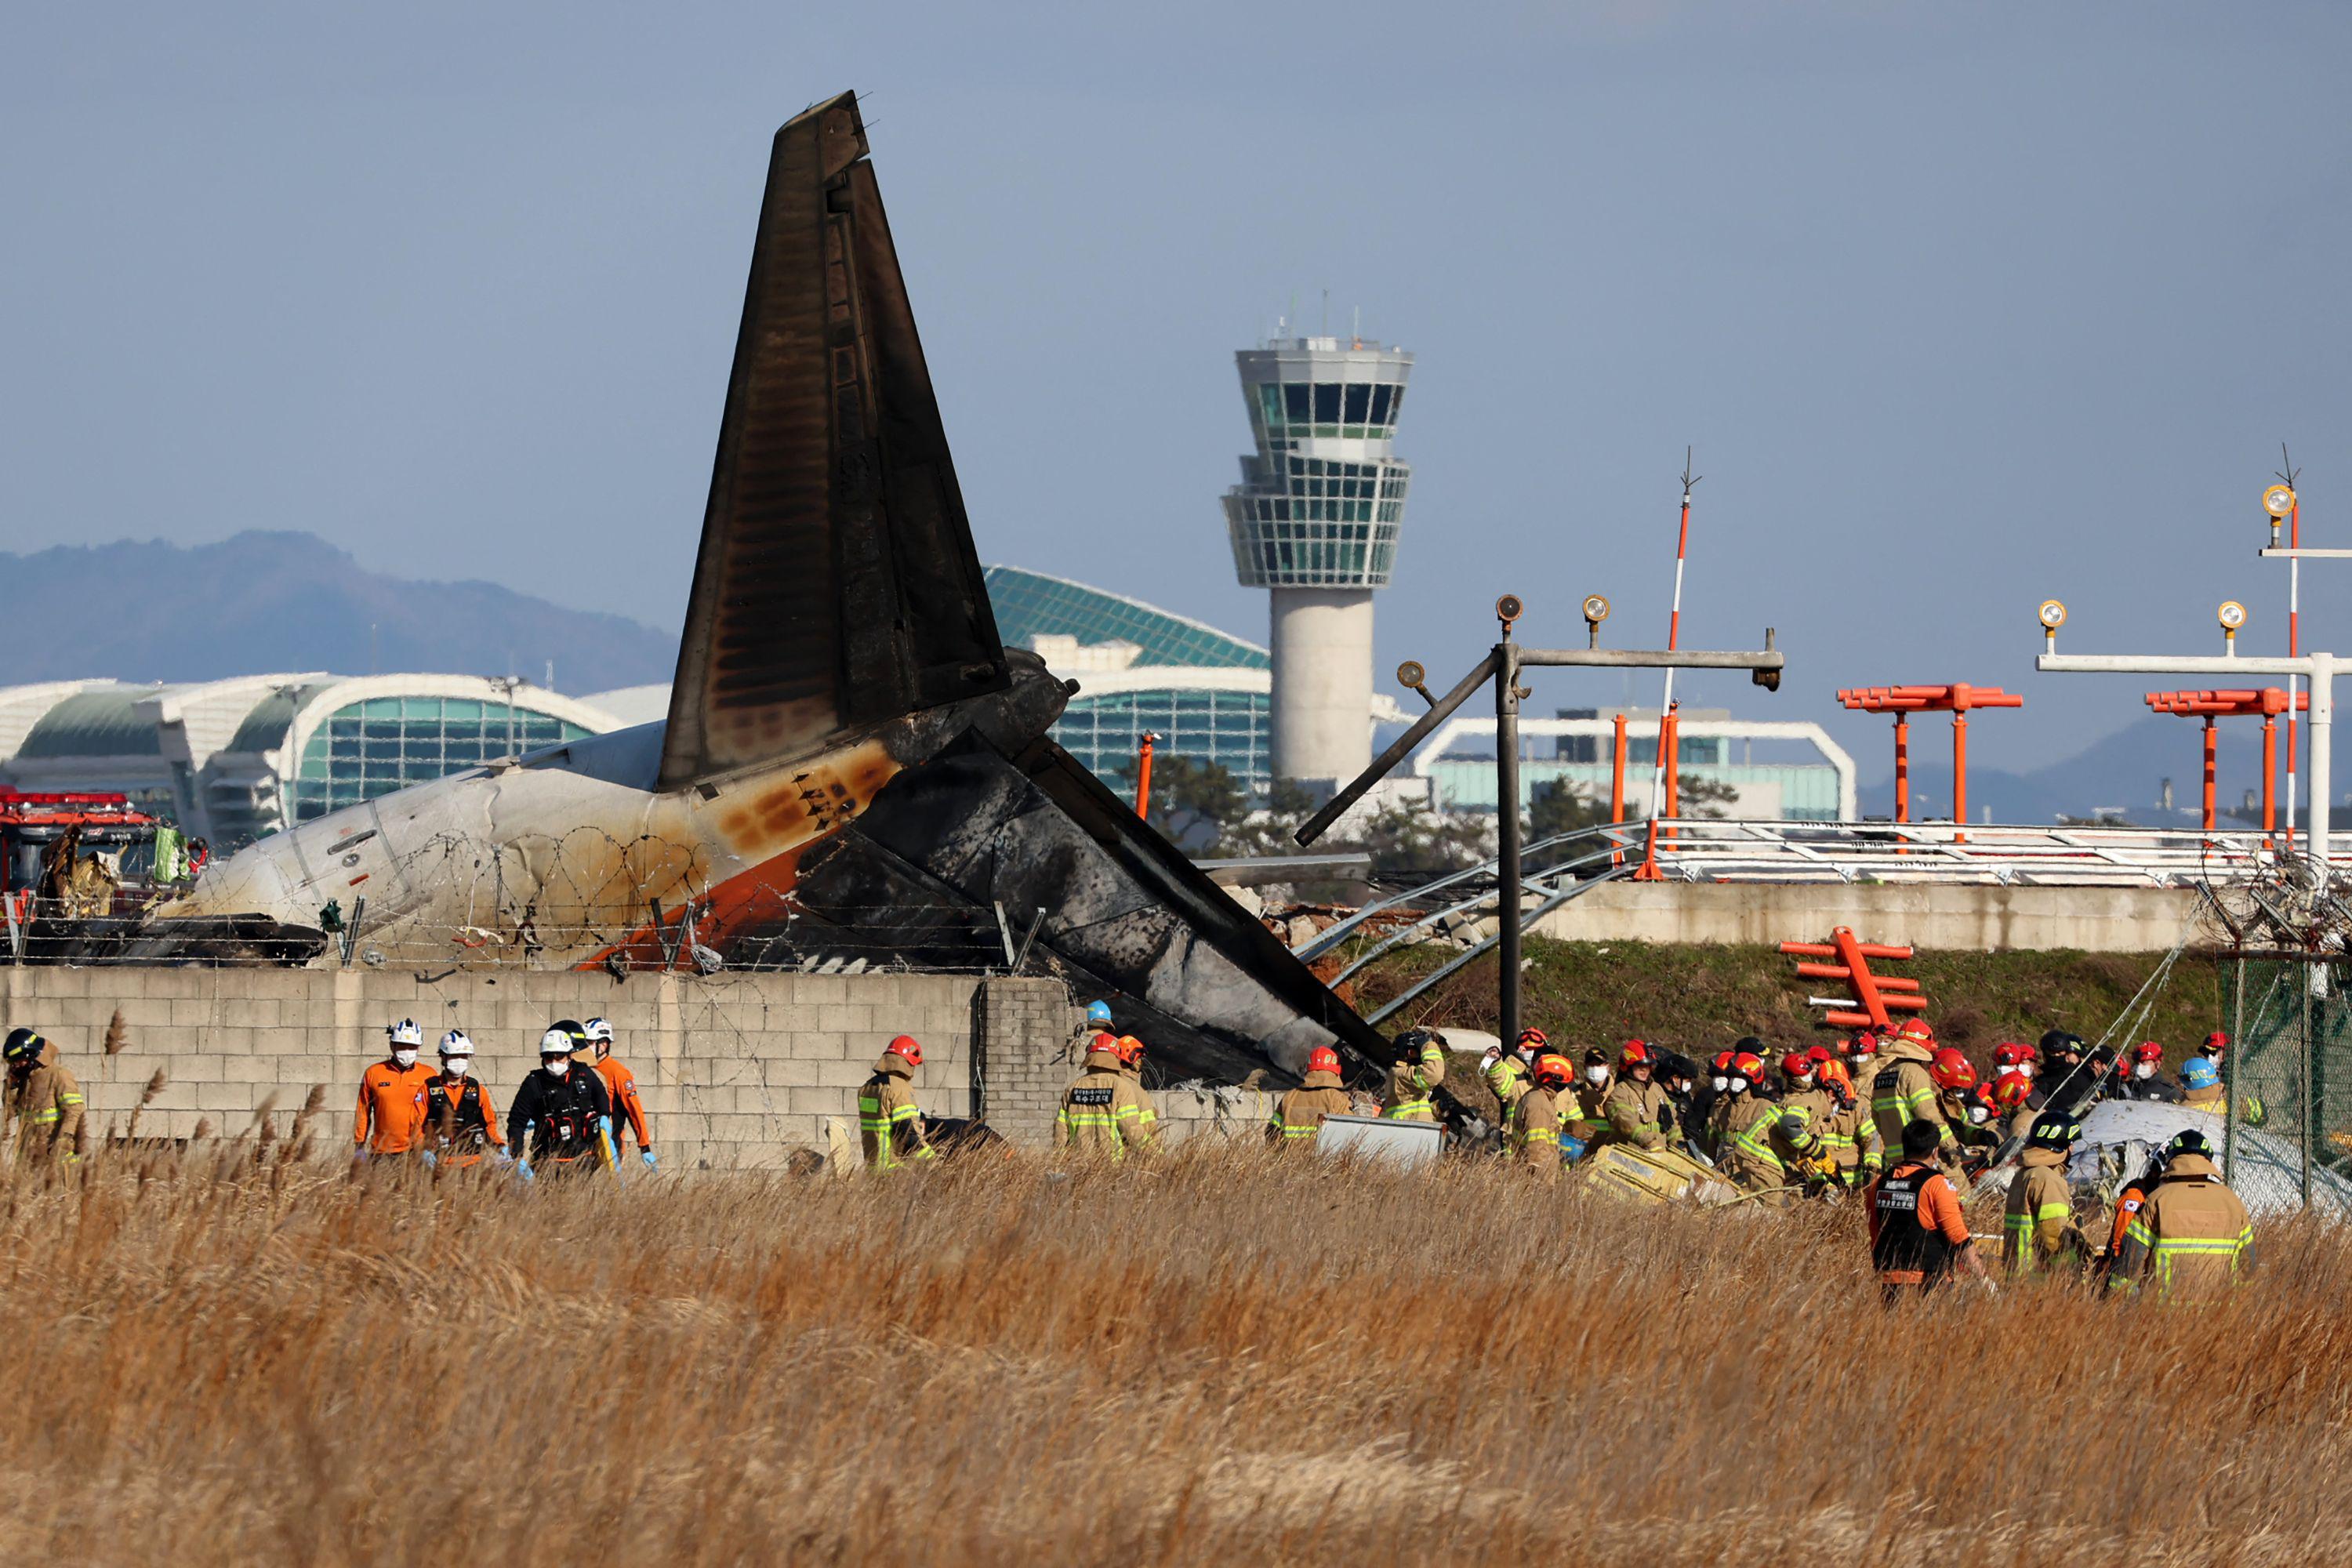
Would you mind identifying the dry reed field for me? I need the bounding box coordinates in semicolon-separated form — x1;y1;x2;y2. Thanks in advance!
5;1142;2349;1566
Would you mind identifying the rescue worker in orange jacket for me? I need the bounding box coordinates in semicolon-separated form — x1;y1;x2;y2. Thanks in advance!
2002;1112;2083;1275
1056;1033;1160;1158
354;1018;435;1160
1269;1046;1354;1147
1509;1053;1573;1178
857;1036;935;1173
419;1029;505;1168
2108;1129;2255;1300
581;1018;656;1171
1866;1120;1990;1304
1595;1040;1672;1151
1382;1028;1447;1121
4;1026;85;1163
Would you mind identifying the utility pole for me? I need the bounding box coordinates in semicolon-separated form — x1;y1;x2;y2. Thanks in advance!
1298;593;1783;1046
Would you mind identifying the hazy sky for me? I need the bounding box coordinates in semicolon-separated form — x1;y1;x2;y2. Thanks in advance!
5;2;2348;772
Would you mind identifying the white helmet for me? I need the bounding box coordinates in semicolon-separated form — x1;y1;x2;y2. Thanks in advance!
584;1018;613;1044
440;1030;474;1057
538;1026;576;1057
387;1018;423;1047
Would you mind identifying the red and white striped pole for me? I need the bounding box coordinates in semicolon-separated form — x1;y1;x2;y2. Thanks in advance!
1646;450;1699;821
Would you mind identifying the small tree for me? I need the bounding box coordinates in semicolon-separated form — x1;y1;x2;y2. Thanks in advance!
1675;772;1739;819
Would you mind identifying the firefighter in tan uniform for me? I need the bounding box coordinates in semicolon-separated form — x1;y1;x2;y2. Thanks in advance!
2002;1112;2083;1275
1509;1054;1573;1179
2108;1129;2255;1301
1482;1028;1544;1131
1723;1051;1821;1199
1268;1047;1354;1148
1381;1029;1447;1121
1054;1033;1160;1160
1595;1040;1671;1151
1870;1018;1962;1181
857;1036;935;1173
4;1027;84;1163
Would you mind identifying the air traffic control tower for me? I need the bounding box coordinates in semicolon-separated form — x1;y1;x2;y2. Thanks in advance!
1221;336;1414;792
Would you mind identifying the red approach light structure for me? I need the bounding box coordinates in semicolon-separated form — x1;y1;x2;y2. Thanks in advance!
1838;684;2024;840
2143;688;2307;833
1778;927;1925;1031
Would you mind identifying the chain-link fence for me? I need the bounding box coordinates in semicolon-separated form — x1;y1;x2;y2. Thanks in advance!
2218;954;2352;1201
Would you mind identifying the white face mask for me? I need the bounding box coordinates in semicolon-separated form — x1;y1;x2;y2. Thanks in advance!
1792;1073;1815;1091
443;1057;470;1077
1730;1076;1750;1094
2134;1062;2155;1080
1710;1075;1729;1093
1585;1065;1609;1085
542;1056;569;1076
392;1048;418;1069
1969;1105;1991;1125
2017;1062;2034;1080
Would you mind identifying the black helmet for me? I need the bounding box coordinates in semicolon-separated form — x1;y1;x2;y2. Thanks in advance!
2;1027;42;1066
2165;1128;2216;1163
548;1018;588;1050
2038;1029;2084;1061
1392;1028;1437;1062
2027;1113;2081;1151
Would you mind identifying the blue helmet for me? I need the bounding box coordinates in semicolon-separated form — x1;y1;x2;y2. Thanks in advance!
1085;1000;1115;1026
2183;1057;2221;1092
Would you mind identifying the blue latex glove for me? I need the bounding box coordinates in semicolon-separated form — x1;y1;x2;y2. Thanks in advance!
640;1149;658;1171
490;1148;514;1167
351;1145;370;1163
515;1157;535;1182
599;1116;614;1139
419;1149;437;1170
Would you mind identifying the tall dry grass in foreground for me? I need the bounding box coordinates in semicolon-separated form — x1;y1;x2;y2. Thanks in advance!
4;1145;2349;1566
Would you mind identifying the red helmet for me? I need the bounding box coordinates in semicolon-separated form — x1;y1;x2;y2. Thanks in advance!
1532;1052;1574;1088
1781;1051;1815;1080
886;1035;924;1067
1819;1058;1853;1093
1896;1018;1936;1046
1087;1031;1121;1058
1967;1083;2000;1122
1992;1042;2028;1069
1731;1051;1766;1083
1850;1032;1881;1058
1711;1050;1736;1073
1619;1040;1652;1069
2203;1031;2228;1055
1306;1046;1341;1075
2132;1040;2163;1064
1517;1027;1549;1051
1992;1071;2030;1110
1805;1045;1832;1067
1929;1047;1976;1092
1115;1034;1148;1067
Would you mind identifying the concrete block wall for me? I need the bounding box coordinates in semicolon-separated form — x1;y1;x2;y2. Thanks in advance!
0;967;1077;1171
1533;881;2200;953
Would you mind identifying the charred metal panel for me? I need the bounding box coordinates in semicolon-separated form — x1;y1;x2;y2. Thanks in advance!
661;91;1004;790
787;731;1388;1083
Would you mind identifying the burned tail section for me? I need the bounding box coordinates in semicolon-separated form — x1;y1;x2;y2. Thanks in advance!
661;90;1007;791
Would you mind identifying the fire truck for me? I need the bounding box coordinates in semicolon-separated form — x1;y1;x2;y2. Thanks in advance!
0;789;169;934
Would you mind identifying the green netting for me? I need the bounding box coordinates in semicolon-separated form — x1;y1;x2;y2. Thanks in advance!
2219;956;2352;1194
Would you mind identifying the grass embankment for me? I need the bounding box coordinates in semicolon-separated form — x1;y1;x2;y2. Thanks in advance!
1355;935;2223;1064
5;1147;2348;1564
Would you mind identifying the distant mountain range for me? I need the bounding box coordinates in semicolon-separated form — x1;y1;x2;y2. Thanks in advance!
1859;713;2348;827
0;531;677;695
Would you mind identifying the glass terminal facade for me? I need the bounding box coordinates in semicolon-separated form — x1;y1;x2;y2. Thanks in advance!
289;695;597;825
1221;337;1414;589
1047;684;1272;792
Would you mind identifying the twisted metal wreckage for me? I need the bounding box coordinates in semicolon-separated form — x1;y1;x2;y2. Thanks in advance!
101;91;1385;1083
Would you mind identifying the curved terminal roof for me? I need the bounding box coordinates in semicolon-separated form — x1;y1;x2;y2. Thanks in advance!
984;565;1268;670
15;684;176;759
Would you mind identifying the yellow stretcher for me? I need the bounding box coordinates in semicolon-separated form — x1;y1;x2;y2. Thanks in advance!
1581;1142;1741;1207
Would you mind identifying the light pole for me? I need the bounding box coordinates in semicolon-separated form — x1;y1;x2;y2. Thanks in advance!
1296;593;1784;1045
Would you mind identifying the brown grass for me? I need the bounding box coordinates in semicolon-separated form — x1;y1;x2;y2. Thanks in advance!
5;1144;2348;1565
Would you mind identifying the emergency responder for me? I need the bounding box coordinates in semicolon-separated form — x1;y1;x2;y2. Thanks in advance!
1817;1051;1878;1188
1659;1053;1700;1149
1483;1027;1542;1126
1846;1030;1881;1082
1594;1040;1672;1150
1696;1048;1742;1160
1562;1047;1613;1159
2180;1033;2227;1109
1813;1043;1853;1103
1777;1049;1842;1185
1930;1049;1996;1158
1994;1071;2036;1143
354;1018;435;1162
2101;1144;2169;1279
1724;1050;1818;1198
3;1026;84;1163
419;1029;504;1168
581;1018;656;1171
1992;1042;2032;1083
855;1035;935;1174
1383;1028;1447;1121
2118;1041;2181;1103
1870;1018;1962;1180
508;1025;617;1179
2002;1112;2083;1276
2108;1129;2255;1300
2035;1030;2097;1115
1055;1032;1159;1158
1866;1120;1990;1304
1268;1045;1353;1147
1509;1053;1574;1178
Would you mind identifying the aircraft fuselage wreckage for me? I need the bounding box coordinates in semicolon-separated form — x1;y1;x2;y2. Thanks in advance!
127;93;1380;1083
